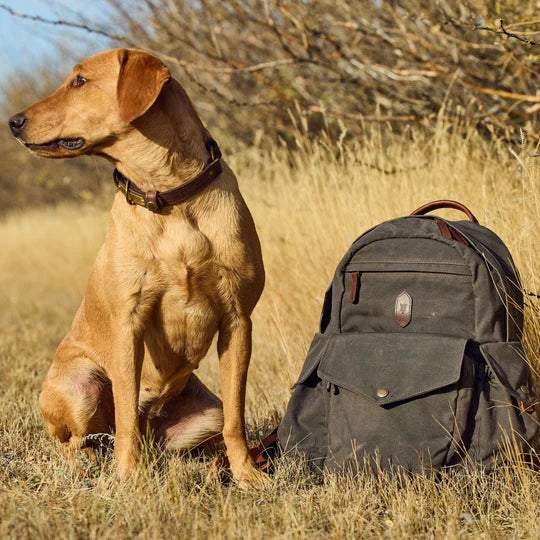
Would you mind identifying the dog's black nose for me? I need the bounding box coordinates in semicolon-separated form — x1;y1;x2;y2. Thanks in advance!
8;113;27;136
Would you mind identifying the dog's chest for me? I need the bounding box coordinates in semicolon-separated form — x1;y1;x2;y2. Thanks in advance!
143;222;230;364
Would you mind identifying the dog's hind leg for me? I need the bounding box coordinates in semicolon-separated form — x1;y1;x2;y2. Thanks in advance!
39;356;115;457
150;374;224;451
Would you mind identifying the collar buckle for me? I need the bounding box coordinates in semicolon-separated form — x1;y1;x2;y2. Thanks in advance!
114;169;160;211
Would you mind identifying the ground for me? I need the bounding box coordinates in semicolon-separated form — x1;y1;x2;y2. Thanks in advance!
1;127;538;537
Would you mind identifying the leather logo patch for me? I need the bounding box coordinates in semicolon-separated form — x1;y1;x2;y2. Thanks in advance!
395;291;412;327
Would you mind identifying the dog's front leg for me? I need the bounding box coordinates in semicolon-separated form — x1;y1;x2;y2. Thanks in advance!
109;327;144;481
217;316;267;487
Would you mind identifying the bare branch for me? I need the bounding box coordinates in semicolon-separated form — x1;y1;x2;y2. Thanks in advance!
305;107;433;123
0;3;127;42
181;67;283;108
162;57;301;75
474;19;540;46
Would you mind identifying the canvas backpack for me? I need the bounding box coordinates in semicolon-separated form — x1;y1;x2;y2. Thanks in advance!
277;200;538;474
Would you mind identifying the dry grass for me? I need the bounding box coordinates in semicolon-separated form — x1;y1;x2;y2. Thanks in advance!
0;125;539;538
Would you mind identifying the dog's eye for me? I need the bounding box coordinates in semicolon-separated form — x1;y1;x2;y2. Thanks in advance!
71;75;87;88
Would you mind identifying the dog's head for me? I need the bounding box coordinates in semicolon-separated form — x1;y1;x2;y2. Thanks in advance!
7;48;171;159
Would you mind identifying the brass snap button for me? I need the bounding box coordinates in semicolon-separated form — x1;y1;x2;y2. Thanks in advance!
376;388;389;398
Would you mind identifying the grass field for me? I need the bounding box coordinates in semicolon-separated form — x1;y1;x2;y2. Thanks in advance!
0;125;539;538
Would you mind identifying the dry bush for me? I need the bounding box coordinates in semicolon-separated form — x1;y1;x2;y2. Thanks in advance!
85;0;540;142
3;0;540;213
0;123;538;537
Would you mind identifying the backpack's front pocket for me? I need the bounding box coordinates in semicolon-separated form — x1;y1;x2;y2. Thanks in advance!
317;332;475;473
342;261;474;337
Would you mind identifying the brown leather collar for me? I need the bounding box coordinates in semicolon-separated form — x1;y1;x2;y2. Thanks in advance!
113;139;222;212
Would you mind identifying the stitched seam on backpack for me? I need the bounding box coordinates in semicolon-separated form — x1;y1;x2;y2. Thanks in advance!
443;381;466;467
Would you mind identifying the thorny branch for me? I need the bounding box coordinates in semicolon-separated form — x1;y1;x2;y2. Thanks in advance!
474;19;540;46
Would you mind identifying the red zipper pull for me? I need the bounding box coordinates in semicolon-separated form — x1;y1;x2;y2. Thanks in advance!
350;271;360;303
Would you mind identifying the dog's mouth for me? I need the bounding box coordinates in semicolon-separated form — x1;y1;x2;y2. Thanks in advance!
26;137;86;151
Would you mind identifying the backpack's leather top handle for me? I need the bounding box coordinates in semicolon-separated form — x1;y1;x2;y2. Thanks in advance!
410;200;479;224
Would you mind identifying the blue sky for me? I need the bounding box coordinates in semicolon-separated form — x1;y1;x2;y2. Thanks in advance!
0;0;114;80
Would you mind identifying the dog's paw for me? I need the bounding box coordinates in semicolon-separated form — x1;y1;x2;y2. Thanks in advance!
115;463;142;486
232;465;272;491
114;445;141;483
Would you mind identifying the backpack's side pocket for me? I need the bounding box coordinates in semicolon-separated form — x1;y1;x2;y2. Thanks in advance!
469;342;539;465
278;333;331;470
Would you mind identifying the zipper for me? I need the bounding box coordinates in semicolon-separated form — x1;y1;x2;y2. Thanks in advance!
346;263;471;304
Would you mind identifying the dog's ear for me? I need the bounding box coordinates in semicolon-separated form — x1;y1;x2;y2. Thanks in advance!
117;49;171;124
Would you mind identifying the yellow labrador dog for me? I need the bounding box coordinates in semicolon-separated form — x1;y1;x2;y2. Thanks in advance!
8;48;265;486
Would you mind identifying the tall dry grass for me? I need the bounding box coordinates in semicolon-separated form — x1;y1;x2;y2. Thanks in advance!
0;124;538;537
